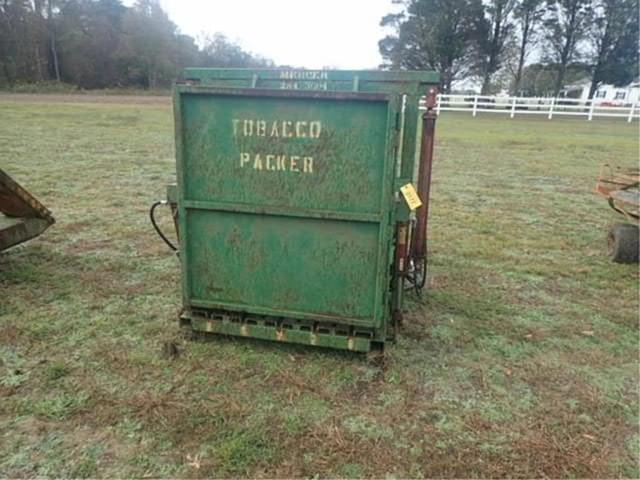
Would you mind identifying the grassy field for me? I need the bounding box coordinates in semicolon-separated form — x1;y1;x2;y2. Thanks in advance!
0;96;638;478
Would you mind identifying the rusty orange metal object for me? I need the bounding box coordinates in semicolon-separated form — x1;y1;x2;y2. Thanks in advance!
0;169;55;252
596;164;640;222
408;87;438;290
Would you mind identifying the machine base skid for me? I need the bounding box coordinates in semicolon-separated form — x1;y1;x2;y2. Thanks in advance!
182;310;379;353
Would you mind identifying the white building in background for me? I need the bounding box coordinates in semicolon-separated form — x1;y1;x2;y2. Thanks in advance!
561;79;640;104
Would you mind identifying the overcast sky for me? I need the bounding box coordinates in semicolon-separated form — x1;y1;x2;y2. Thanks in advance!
158;0;399;69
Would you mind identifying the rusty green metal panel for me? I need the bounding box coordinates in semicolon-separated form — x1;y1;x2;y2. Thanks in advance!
182;69;440;222
182;68;439;92
172;69;439;351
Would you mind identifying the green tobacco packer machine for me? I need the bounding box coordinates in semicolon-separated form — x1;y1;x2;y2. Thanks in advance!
152;68;440;352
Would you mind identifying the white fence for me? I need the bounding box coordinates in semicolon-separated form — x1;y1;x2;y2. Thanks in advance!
427;94;639;122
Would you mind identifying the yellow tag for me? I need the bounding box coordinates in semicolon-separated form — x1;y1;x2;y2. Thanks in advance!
400;183;422;210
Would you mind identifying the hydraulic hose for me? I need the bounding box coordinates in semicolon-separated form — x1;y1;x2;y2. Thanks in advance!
150;200;178;252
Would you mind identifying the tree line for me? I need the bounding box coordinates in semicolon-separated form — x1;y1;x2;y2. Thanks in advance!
0;0;272;89
2;0;637;96
379;0;639;96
